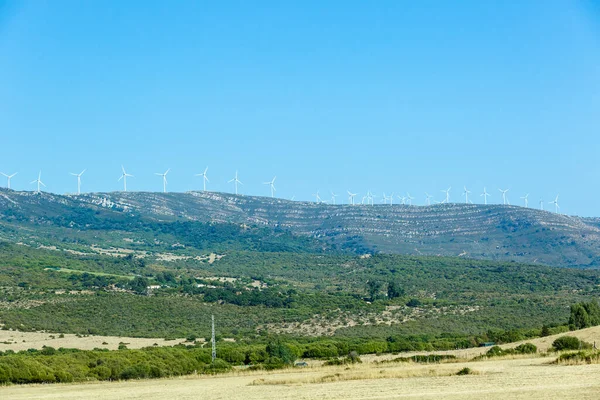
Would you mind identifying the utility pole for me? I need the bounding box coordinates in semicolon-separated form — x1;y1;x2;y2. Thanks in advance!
211;314;216;362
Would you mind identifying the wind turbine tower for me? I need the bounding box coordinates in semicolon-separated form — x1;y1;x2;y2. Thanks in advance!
406;193;414;205
313;191;321;203
425;193;433;205
1;172;17;189
540;198;544;210
228;171;243;195
30;171;45;194
549;195;560;213
481;187;491;205
441;187;451;203
195;167;210;191
463;186;471;204
347;191;357;205
70;169;86;195
263;176;276;198
499;188;510;205
331;191;338;204
520;194;529;208
154;169;170;193
118;166;134;192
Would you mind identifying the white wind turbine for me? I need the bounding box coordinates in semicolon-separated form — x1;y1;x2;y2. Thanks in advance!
441;187;451;203
549;195;560;213
481;187;491;205
313;191;322;203
348;191;357;205
382;192;389;204
155;168;170;193
398;194;407;205
1;172;17;189
195;167;209;191
30;171;45;193
369;191;376;205
70;169;86;195
499;188;510;205
406;193;414;205
331;191;338;204
539;198;544;210
463;186;471;204
228;171;243;195
263;176;276;198
389;192;394;205
520;194;529;208
118;165;134;192
425;192;433;205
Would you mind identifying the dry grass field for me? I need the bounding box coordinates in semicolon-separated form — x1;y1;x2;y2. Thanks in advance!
2;356;600;400
3;326;600;399
0;330;189;351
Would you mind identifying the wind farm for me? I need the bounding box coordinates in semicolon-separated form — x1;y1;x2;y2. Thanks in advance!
0;165;569;214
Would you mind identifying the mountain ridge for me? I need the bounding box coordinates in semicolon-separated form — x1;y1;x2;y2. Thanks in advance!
1;188;599;267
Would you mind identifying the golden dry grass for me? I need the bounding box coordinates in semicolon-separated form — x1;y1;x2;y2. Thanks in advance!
3;356;600;399
0;330;189;351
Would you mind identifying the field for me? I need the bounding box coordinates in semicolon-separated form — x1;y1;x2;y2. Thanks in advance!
3;356;600;399
0;330;188;352
3;326;600;399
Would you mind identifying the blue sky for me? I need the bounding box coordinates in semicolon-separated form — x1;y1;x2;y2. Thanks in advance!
1;1;599;216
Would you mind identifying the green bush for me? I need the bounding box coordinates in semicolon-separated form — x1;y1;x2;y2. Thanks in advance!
514;343;537;354
552;336;591;351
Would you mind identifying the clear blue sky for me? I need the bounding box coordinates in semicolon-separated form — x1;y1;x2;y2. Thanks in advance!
1;1;599;216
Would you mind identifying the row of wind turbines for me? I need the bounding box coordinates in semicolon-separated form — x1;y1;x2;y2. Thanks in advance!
0;168;561;213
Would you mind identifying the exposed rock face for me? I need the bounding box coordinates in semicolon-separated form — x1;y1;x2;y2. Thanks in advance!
0;189;599;267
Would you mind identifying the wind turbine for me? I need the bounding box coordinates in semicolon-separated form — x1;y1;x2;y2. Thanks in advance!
382;192;389;204
195;167;209;191
406;193;414;205
441;187;451;203
520;194;529;208
1;172;17;189
347;191;358;205
540;198;544;210
154;169;170;193
389;192;394;205
425;193;433;205
118;166;134;192
313;191;322;203
228;171;243;195
463;186;471;204
331;191;338;204
398;194;407;205
549;195;560;213
481;187;491;205
263;176;276;198
30;171;45;194
499;188;510;205
70;169;86;195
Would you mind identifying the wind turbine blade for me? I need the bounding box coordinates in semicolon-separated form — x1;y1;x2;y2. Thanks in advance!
118;175;123;181
80;169;86;176
1;173;7;178
40;181;46;187
30;180;37;184
165;168;170;175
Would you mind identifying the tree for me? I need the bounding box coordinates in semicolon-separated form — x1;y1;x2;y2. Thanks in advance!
129;276;149;295
367;280;383;301
569;303;591;330
541;325;551;337
387;281;405;299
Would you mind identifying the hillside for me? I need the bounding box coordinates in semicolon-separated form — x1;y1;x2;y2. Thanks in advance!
0;188;599;267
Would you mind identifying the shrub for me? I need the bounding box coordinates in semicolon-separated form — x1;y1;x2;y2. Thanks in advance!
553;336;591;351
514;343;537;354
457;367;473;375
